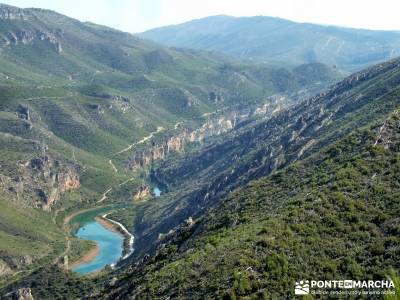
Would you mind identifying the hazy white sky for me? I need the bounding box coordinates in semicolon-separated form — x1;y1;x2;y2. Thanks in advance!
2;0;400;33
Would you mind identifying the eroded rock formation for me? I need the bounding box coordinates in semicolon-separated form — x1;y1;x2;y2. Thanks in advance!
5;287;34;300
133;185;150;201
0;155;80;210
126;117;234;170
0;6;63;52
0;5;32;21
0;259;12;277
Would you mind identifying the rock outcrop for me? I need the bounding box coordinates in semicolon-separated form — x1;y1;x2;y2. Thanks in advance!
0;259;12;277
1;155;80;210
58;169;80;192
133;185;150;201
0;6;63;52
126;117;234;170
42;164;80;210
0;28;63;52
42;168;80;210
16;105;30;121
4;287;34;300
0;5;32;21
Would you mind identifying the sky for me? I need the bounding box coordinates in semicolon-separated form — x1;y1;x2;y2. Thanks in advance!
2;0;400;33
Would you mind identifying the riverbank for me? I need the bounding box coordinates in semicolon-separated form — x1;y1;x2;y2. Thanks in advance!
61;206;134;274
94;216;121;234
62;206;113;273
63;205;108;226
97;214;134;259
68;244;100;270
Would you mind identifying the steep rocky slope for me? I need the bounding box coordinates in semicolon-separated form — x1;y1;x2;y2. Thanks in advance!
102;110;400;299
128;57;400;260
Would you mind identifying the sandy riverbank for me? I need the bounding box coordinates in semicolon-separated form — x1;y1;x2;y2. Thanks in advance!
63;205;108;226
97;215;134;259
63;206;134;272
68;244;100;270
62;206;108;271
94;216;123;235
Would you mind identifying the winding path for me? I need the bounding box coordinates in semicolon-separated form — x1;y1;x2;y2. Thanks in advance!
114;126;164;155
108;159;118;173
96;188;113;203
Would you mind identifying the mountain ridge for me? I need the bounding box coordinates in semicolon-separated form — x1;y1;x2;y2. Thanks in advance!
139;15;400;71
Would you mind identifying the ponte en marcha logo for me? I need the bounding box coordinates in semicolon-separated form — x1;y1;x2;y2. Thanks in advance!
295;279;396;296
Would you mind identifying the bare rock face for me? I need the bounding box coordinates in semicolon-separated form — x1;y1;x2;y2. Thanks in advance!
126;117;235;170
1;29;61;48
127;136;186;170
1;155;80;210
0;5;32;21
133;185;150;201
58;169;80;192
0;6;63;52
17;105;30;121
185;217;195;227
0;259;12;277
42;167;80;210
181;88;199;107
5;287;34;300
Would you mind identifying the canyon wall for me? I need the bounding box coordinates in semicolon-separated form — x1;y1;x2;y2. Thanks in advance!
0;155;80;210
126;117;234;170
0;6;63;52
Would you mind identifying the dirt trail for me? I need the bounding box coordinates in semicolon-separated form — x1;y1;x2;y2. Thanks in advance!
118;177;135;187
97;188;113;203
114;126;164;155
51;208;70;265
18;96;70;101
109;159;118;173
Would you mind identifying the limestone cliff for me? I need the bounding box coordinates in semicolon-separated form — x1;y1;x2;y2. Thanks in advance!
124;92;291;171
42;168;80;210
0;259;12;277
0;4;32;21
0;155;80;210
126;117;234;170
4;287;34;300
0;5;63;52
133;185;150;201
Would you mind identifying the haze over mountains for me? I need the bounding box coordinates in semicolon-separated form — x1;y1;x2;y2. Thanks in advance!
140;15;400;71
0;3;399;299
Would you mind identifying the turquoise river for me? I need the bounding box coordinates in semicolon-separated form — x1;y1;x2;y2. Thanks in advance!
70;207;124;275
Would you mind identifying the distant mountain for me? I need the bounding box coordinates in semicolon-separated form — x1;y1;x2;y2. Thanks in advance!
139;15;400;71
